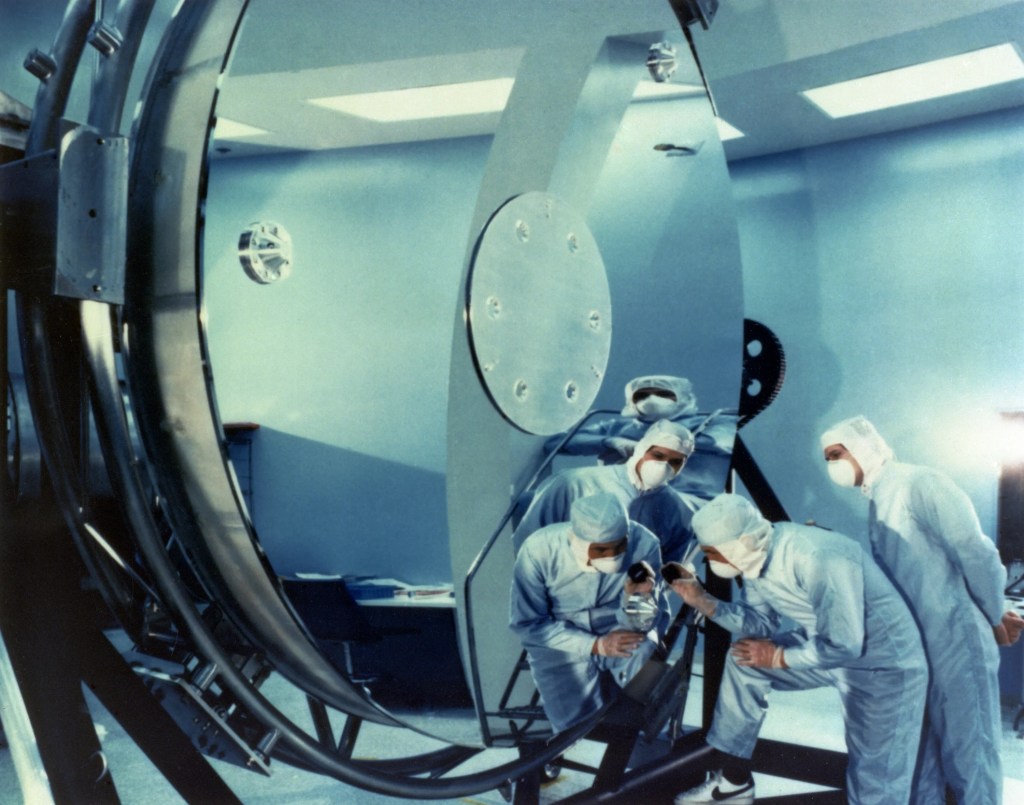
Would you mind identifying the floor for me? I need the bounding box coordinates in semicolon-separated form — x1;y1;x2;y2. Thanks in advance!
2;642;1023;804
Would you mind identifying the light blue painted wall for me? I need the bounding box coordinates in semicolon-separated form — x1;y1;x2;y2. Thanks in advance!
734;106;1024;545
204;138;493;582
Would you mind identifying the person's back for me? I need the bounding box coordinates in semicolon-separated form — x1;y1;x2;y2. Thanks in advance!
750;522;923;673
870;461;1004;636
670;494;927;805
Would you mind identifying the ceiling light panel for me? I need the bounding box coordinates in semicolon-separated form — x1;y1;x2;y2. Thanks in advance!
632;80;705;100
308;78;515;122
802;43;1024;118
715;117;744;141
213;118;268;138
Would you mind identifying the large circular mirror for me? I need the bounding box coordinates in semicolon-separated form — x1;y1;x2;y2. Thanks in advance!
126;0;743;747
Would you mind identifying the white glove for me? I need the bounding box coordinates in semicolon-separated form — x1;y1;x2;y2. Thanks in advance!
665;562;718;619
731;638;786;668
593;630;645;658
995;610;1024;646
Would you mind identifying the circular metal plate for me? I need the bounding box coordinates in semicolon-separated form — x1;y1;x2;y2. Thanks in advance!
238;220;293;284
468;192;612;434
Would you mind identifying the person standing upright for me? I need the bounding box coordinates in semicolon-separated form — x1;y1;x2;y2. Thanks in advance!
821;415;1023;804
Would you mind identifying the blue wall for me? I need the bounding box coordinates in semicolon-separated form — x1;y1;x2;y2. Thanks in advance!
734;106;1024;545
204;138;492;582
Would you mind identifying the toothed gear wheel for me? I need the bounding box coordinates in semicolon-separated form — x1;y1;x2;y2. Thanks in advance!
738;319;786;427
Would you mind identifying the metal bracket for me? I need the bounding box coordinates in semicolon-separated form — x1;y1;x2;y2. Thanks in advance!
57;125;128;302
669;0;720;30
0;122;127;303
135;666;273;775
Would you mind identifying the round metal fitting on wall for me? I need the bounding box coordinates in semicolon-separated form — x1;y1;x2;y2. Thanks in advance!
238;220;292;284
467;192;611;435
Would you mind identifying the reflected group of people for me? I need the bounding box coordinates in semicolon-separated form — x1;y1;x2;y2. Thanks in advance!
508;377;1023;805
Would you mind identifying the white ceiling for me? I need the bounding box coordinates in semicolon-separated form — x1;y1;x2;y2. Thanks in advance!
209;0;1024;162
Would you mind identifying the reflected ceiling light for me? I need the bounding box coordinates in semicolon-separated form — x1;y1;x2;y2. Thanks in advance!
714;117;744;141
308;78;515;122
213;117;267;138
802;43;1024;118
632;80;704;100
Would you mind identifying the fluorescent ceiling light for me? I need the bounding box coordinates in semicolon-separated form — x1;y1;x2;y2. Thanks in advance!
309;78;515;122
715;117;744;141
213;118;267;138
632;81;705;100
802;43;1024;118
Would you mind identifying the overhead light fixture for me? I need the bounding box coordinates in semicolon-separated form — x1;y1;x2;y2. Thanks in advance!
714;117;744;141
802;42;1024;118
308;78;515;122
213;118;267;139
632;80;705;100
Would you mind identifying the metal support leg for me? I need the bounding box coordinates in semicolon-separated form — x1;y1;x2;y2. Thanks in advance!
510;743;542;805
0;500;240;803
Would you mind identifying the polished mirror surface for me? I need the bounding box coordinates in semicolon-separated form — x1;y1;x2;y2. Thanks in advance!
195;0;744;745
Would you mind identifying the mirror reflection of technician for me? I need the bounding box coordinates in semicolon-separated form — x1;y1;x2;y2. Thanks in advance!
508;493;670;733
515;420;697;561
547;375;738;501
669;494;927;805
821;416;1024;804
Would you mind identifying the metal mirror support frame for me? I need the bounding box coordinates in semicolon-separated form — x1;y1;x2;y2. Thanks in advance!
7;0;743;794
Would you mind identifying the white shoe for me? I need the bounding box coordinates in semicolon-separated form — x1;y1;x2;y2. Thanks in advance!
674;770;755;804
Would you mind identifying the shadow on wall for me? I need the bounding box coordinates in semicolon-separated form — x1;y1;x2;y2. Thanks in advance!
731;107;1024;542
248;428;452;584
729;150;851;536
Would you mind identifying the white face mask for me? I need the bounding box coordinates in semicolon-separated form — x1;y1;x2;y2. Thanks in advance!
589;553;626;574
827;459;858;488
639;460;676;490
709;559;741;579
635;395;678;421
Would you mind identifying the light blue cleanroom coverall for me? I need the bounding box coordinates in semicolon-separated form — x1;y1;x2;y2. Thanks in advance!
868;462;1006;805
509;522;670;733
512;464;696;562
547;410;738;501
707;523;928;805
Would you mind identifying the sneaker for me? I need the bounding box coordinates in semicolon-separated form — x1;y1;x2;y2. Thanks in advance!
674;770;755;804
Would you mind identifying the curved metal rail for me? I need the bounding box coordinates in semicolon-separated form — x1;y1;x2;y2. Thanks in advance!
12;0;627;797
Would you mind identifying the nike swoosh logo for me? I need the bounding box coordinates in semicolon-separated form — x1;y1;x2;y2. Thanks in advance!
711;781;754;801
